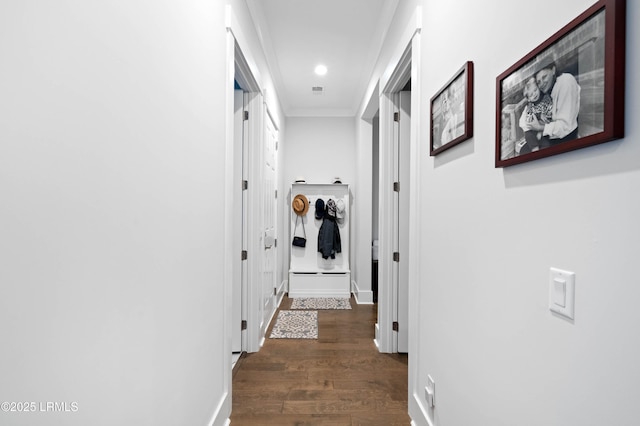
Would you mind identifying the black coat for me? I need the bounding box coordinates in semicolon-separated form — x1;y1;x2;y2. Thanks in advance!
317;216;341;259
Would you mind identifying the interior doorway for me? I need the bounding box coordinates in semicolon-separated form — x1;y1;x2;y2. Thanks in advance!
380;81;411;355
395;88;411;353
361;70;412;354
376;15;422;353
231;39;268;357
232;87;246;356
372;113;380;304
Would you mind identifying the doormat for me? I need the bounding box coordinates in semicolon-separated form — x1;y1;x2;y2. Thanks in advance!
269;310;318;339
290;297;352;310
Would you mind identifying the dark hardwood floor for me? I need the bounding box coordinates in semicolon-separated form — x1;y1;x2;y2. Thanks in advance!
231;296;410;425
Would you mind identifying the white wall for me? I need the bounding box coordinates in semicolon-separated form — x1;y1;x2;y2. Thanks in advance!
352;111;377;303
366;0;640;425
372;116;380;242
229;0;284;129
282;117;357;279
283;117;356;186
0;2;230;425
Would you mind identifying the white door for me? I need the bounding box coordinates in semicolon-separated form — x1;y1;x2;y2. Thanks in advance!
232;90;245;352
261;111;278;337
396;91;411;353
244;91;263;352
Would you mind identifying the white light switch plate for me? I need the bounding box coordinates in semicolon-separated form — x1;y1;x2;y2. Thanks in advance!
549;267;575;319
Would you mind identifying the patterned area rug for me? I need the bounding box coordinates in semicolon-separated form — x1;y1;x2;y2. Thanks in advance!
290;297;352;310
269;310;318;339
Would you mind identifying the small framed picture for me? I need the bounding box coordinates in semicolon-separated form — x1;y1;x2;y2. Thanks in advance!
430;61;474;156
495;0;626;167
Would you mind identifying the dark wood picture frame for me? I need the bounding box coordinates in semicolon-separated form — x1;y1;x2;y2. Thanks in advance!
495;0;626;167
430;61;474;156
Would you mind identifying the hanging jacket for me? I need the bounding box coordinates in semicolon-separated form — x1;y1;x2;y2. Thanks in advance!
318;216;341;259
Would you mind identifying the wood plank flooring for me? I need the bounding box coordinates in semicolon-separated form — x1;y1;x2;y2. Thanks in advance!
231;296;410;425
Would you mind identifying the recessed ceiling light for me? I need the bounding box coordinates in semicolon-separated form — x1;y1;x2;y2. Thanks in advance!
314;64;328;76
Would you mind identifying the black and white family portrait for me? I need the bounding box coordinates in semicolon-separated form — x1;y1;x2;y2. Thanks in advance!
498;8;607;163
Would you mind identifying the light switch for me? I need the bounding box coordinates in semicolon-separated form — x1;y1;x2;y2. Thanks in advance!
553;278;566;307
425;375;435;408
549;268;575;320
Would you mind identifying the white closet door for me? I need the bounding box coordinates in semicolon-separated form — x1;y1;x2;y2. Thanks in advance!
261;111;278;336
397;91;411;353
232;90;244;353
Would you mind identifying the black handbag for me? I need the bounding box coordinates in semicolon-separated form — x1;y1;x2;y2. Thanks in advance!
292;215;307;247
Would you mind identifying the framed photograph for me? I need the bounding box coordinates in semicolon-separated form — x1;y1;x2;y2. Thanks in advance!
430;61;474;156
495;0;626;167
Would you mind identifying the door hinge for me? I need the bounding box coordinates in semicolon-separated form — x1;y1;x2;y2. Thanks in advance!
393;252;400;262
275;141;278;151
393;321;399;331
243;111;249;121
394;112;400;122
275;189;277;198
241;250;248;260
241;320;247;330
273;288;277;296
242;180;248;191
394;182;400;192
274;238;277;248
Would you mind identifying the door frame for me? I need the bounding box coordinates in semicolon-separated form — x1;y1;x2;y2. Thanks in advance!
397;90;411;353
232;89;245;354
377;7;422;358
376;6;425;421
226;5;267;359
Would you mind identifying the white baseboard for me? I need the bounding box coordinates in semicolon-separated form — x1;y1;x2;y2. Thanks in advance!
352;279;374;304
275;279;286;307
207;391;231;426
410;391;434;426
277;279;287;296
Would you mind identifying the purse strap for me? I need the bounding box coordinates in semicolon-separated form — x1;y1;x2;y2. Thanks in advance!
293;215;306;238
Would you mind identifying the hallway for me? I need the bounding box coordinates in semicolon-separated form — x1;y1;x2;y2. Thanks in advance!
230;296;410;425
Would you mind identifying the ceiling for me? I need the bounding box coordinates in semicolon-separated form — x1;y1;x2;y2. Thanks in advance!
246;0;398;117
